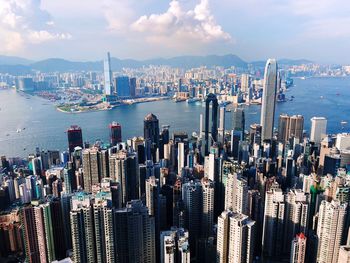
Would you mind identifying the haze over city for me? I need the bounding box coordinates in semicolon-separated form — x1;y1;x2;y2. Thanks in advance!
1;0;350;63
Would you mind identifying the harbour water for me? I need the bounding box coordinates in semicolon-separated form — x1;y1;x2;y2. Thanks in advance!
0;77;349;157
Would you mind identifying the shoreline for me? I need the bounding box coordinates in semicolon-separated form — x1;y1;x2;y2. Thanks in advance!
56;96;171;114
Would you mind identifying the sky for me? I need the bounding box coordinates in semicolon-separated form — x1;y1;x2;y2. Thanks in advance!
0;0;349;63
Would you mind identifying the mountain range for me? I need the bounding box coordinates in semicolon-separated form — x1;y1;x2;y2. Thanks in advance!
0;54;312;74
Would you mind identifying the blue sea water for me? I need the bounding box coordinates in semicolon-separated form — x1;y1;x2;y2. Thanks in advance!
0;77;349;157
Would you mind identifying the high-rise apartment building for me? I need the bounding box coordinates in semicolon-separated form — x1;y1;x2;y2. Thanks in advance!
70;193;95;263
241;74;250;93
338;246;350;263
21;205;41;263
217;210;256;263
201;177;215;238
262;187;285;258
225;173;248;215
82;148;102;193
284;189;309;254
260;59;278;141
109;150;140;206
160;227;190;263
114;200;155;263
290;233;307;263
93;191;114;263
182;180;202;255
317;200;347;263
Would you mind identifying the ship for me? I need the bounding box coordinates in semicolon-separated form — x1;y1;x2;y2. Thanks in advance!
174;98;186;103
186;98;201;103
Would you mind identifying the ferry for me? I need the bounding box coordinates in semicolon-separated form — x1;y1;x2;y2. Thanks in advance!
174;98;186;103
186;98;201;104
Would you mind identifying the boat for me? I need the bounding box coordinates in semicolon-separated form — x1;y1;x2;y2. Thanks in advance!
174;98;186;103
226;109;232;112
16;128;21;133
186;98;201;103
341;121;348;125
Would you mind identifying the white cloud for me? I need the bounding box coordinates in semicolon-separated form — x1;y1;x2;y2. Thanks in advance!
130;0;231;43
0;0;71;53
28;30;72;44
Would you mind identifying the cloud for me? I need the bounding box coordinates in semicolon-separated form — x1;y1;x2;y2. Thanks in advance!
0;0;71;53
28;31;72;44
130;0;231;43
104;0;135;32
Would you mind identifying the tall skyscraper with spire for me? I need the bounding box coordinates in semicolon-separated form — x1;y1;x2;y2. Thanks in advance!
260;59;278;141
104;52;113;96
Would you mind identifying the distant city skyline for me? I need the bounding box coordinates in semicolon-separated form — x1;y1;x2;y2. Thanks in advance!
0;0;350;63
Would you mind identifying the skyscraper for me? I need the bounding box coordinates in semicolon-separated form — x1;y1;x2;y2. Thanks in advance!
21;205;41;263
338;246;350;263
109;150;140;205
225;173;248;215
82;148;102;193
317;200;347;263
93;191;114;263
70;193;95;263
217;210;256;263
290;233;307;263
205;93;218;155
218;105;225;144
160;227;190;263
115;76;130;98
289;115;304;141
109;122;122;146
113;200;155;263
67;125;83;153
283;189;309;254
177;142;185;174
241;74;250;93
232;107;245;132
260;59;278;141
144;113;160;149
201;177;215;238
310;117;327;144
262;187;285;258
104;52;113;96
182;180;202;255
278;114;304;142
129;77;136;98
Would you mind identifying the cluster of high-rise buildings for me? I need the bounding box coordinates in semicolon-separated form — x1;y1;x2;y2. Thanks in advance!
1;59;350;263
